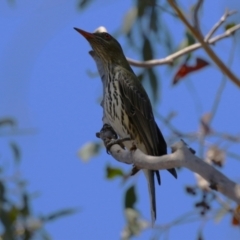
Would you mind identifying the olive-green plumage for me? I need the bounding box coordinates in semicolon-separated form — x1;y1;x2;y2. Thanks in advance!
74;28;177;225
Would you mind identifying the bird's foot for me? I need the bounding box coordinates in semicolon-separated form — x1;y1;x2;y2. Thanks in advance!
96;124;131;154
131;165;140;176
96;124;117;154
130;142;137;151
106;137;131;153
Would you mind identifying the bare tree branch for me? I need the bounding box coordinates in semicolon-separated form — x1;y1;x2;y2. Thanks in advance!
127;24;240;68
93;15;240;72
209;38;237;124
99;134;240;204
168;0;240;87
205;9;237;41
192;0;204;34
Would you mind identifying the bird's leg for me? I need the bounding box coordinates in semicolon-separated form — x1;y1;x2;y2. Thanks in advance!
96;124;117;153
131;166;140;176
107;137;131;151
96;124;131;153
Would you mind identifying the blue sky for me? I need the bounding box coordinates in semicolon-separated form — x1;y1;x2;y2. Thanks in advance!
0;0;240;239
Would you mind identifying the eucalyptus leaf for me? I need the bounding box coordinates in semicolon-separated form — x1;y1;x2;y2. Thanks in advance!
137;0;146;17
106;165;124;179
41;208;78;222
77;0;92;9
0;118;16;127
0;181;6;203
122;7;138;34
21;193;30;216
125;185;137;209
121;208;148;239
10;142;21;163
214;207;230;223
149;7;158;32
142;37;153;60
225;22;236;31
186;30;196;46
78;141;101;161
147;68;158;103
8;206;19;224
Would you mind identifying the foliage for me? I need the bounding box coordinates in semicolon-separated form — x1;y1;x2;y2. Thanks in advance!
0;118;77;240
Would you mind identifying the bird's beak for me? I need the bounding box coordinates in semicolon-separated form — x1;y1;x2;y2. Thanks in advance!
74;28;94;40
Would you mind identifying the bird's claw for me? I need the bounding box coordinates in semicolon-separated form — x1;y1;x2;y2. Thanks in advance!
96;124;131;154
130;142;137;151
106;137;131;153
131;165;140;176
96;124;117;153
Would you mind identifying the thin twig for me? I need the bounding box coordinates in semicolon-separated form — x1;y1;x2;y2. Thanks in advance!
155;3;178;17
0;128;37;137
127;24;240;68
209;38;237;123
193;0;204;34
226;151;240;161
205;9;237;41
168;0;240;87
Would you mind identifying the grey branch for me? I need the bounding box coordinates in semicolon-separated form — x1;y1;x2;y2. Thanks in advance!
91;26;240;205
127;11;240;68
192;0;203;35
205;9;237;41
106;138;240;204
92;13;240;69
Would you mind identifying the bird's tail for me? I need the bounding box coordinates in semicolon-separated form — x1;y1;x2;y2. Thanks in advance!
143;169;156;226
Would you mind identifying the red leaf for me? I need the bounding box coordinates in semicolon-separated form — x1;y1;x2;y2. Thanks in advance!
173;57;210;85
232;205;240;226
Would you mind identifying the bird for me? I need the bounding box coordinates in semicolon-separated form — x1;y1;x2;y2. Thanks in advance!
74;28;177;225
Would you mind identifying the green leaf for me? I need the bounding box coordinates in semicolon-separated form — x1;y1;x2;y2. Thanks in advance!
77;0;92;9
149;7;158;32
0;181;6;203
10;142;21;163
137;72;145;83
214;206;230;223
225;22;236;31
40;231;52;240
21;192;30;216
122;7;138;34
0;118;16;127
137;0;146;17
177;30;196;54
106;166;124;179
122;208;148;238
41;208;78;222
8;206;19;223
186;30;196;46
142;37;153;61
147;69;158;103
125;185;137;209
78;141;101;161
197;231;204;240
0;209;12;230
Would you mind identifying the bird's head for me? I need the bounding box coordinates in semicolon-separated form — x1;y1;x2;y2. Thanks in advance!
74;28;127;65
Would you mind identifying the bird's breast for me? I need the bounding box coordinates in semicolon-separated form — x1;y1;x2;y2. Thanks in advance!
103;78;146;153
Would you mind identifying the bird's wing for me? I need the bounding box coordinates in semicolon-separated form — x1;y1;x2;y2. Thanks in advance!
116;66;177;225
117;66;177;178
117;66;163;225
117;66;166;156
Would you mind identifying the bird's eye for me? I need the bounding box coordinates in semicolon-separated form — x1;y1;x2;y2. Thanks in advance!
103;33;111;40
